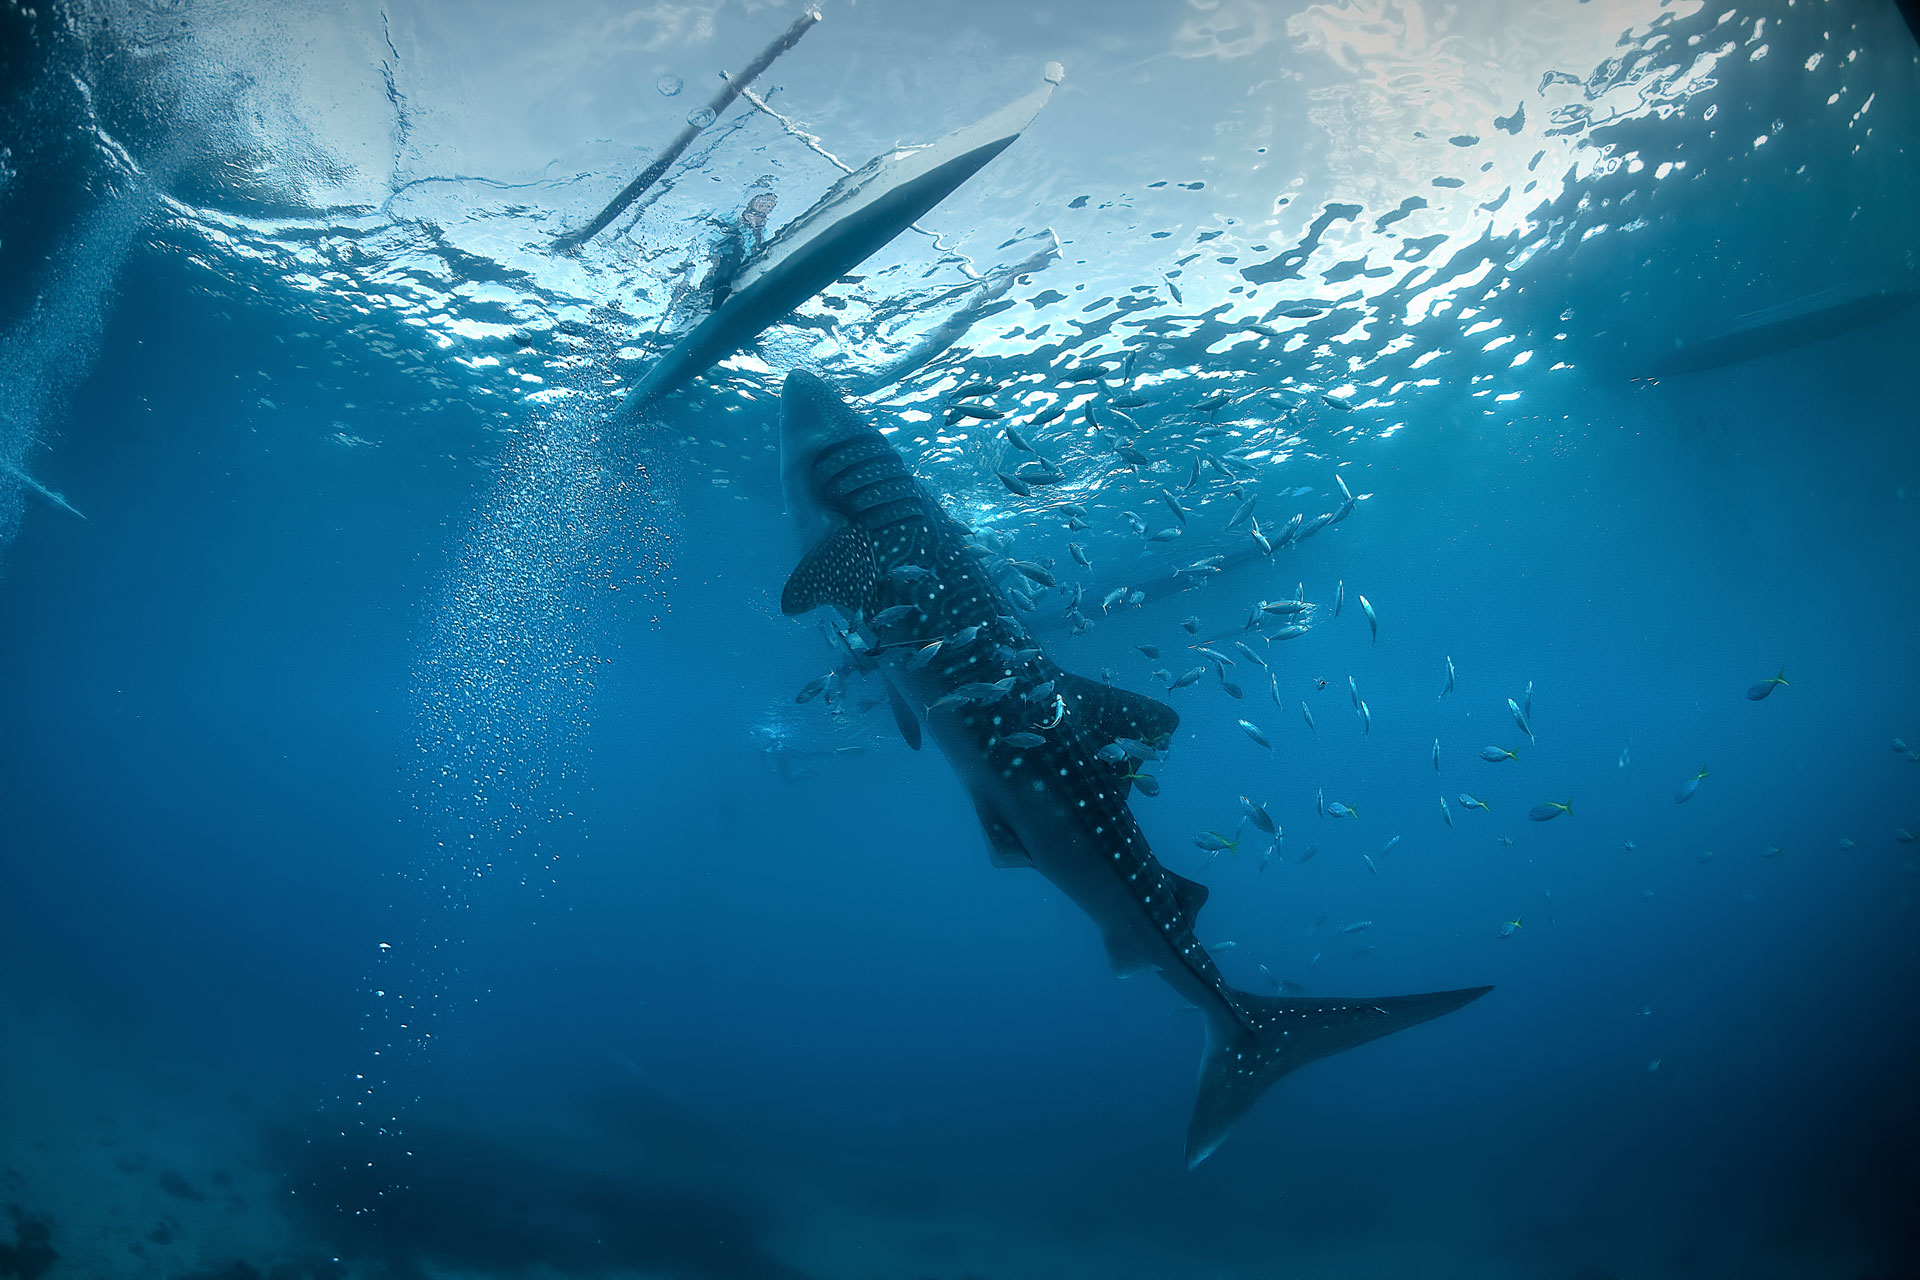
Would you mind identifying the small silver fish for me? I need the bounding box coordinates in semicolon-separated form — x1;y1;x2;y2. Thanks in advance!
1009;559;1055;589
1238;719;1272;749
954;678;1016;702
1440;795;1454;828
1239;796;1277;836
1432;738;1441;772
1301;701;1316;732
1442;656;1456;698
1507;698;1534;743
1358;594;1378;643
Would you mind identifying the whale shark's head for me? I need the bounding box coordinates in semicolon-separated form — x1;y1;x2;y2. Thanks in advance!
779;370;916;549
779;370;867;544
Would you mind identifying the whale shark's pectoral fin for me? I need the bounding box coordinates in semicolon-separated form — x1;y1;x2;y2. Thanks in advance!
885;681;922;751
1103;932;1155;977
973;803;1033;868
781;523;877;616
1058;673;1180;747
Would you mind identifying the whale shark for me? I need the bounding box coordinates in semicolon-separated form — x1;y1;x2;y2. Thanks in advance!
775;370;1490;1167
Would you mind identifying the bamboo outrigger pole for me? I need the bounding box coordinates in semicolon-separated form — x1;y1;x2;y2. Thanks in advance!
551;7;822;254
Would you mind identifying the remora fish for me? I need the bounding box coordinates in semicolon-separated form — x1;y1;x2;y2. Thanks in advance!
775;371;1491;1168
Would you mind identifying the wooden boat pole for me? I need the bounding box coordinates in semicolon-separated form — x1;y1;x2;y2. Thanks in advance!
552;8;821;254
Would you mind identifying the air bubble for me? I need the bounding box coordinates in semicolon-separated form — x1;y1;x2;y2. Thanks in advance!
687;106;716;128
656;74;683;97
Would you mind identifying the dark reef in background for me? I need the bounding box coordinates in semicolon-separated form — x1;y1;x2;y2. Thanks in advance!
271;1116;817;1280
0;1205;56;1280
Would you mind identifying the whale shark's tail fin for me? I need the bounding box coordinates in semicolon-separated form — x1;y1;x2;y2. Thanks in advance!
1185;984;1492;1169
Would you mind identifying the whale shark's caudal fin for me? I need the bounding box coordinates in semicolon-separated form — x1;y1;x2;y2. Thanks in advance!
1185;984;1493;1169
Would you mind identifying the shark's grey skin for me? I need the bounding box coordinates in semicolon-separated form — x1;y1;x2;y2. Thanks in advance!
776;370;1490;1167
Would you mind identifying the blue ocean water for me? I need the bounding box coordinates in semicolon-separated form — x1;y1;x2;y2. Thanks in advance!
2;1;1918;1277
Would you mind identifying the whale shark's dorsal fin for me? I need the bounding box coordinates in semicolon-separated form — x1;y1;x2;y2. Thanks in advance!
1164;869;1209;920
1103;875;1204;977
1057;673;1180;747
782;522;877;617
